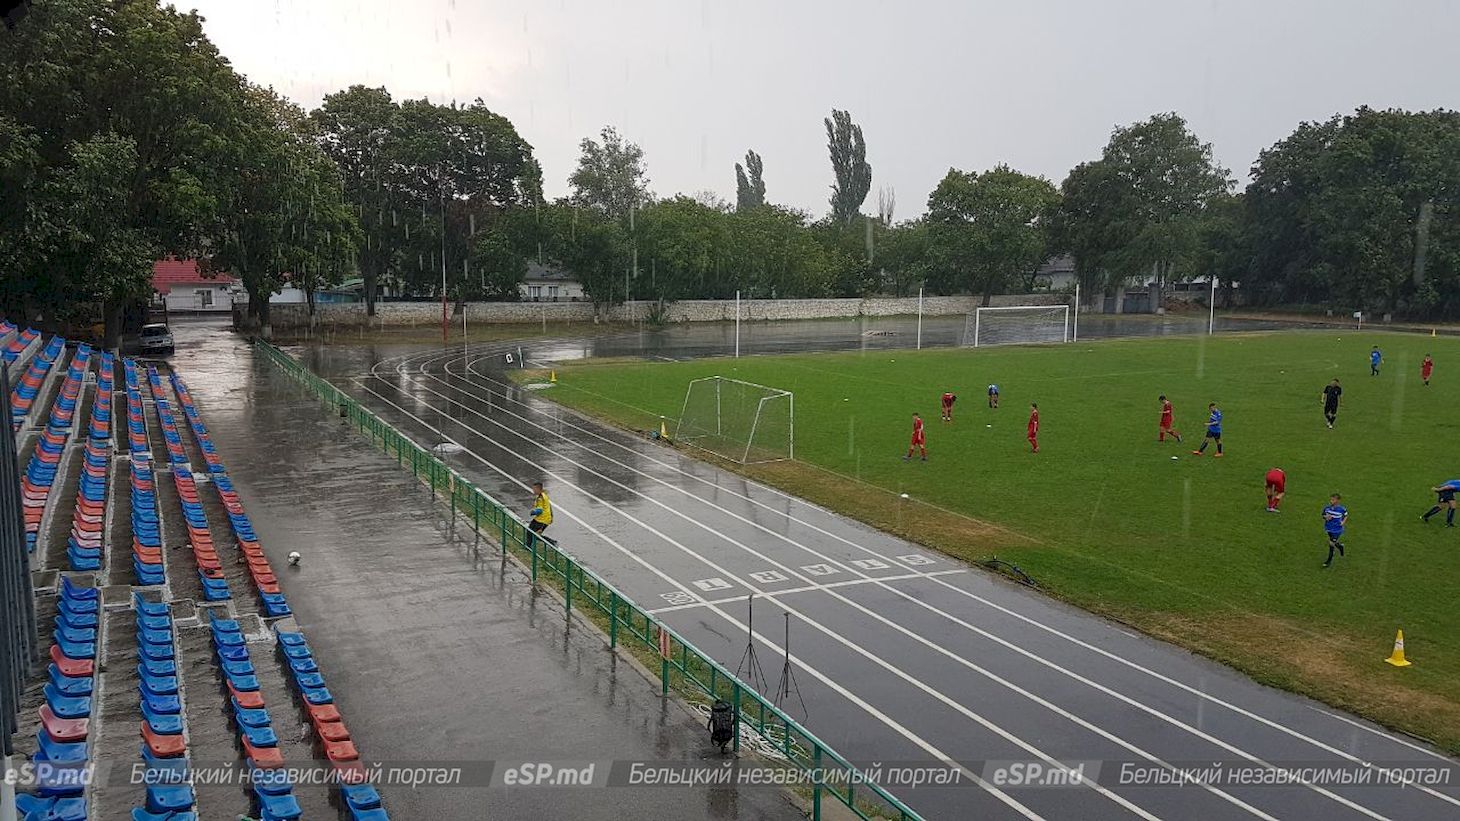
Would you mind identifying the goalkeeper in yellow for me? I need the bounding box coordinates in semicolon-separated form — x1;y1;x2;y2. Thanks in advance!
529;481;556;545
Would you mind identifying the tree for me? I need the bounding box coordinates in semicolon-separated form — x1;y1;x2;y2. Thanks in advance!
311;85;403;316
0;0;248;338
469;228;527;301
734;150;766;211
927;165;1060;305
825;109;872;226
569;126;651;218
1053;113;1230;294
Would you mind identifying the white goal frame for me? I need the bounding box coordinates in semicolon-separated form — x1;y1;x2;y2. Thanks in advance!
674;376;794;464
965;304;1071;347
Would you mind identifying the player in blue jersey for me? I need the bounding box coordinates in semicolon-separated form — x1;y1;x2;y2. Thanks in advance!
1370;346;1382;376
987;384;1000;409
1322;494;1348;568
1422;479;1460;526
1192;403;1224;457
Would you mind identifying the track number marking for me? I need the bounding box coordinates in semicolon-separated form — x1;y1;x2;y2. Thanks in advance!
692;577;732;592
749;570;789;584
659;591;696;606
898;554;935;566
850;559;890;570
801;564;839;577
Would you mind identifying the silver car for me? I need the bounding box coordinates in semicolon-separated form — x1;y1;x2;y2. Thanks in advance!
139;323;175;355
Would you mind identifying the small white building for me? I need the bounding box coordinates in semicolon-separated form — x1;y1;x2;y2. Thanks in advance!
152;259;238;312
519;262;584;302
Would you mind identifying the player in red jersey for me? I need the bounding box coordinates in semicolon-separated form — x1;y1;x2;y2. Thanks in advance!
1265;467;1286;513
1027;403;1040;453
1158;395;1182;443
940;392;957;422
1422;354;1434;386
904;412;927;461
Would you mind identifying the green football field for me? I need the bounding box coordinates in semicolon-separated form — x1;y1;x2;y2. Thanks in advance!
535;329;1460;750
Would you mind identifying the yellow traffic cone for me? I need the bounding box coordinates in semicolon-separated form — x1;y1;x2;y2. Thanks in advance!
1384;629;1412;667
550;370;557;383
660;421;669;439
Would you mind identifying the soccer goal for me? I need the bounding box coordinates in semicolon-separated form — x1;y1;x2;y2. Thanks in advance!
675;376;794;464
962;304;1071;347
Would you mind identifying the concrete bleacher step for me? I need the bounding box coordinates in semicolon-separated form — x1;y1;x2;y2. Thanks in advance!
153;478;203;603
174;627;251;820
104;459;132;587
244;641;337;819
90;608;140;821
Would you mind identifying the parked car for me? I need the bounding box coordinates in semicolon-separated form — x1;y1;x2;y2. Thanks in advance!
139;323;175;355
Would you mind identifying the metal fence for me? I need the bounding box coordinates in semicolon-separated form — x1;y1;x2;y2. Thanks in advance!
254;340;923;821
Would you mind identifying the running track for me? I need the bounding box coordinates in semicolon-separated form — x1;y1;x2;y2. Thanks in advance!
304;338;1460;821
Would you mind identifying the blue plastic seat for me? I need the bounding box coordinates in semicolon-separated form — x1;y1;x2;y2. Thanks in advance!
53;622;96;645
221;659;255;677
56;603;97;629
132;811;197;821
134;597;169;617
200;577;230;601
215;643;249;662
232;703;271;729
141;709;183;737
139;689;180;715
240;723;278;747
350;809;390;821
43;684;91;719
260;594;291;617
250;766;292;795
63;575;100;602
59;596;97;615
212;630;244;648
275;631;306;647
226;673;260;692
209;617;241;633
253;787;301;821
137;628;172;648
280;643;310;660
293;672;325;690
341;783;382;810
47;665;92;697
17;795;87;821
36;730;88;762
143;784;194;814
138;668;179;696
287;657;317;675
301;687;332;705
137;614;171;632
138;641;174;662
52;637;94;660
140;659;176;677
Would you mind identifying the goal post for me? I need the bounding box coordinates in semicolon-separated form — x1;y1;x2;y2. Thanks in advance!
962;304;1071;347
675;376;794;464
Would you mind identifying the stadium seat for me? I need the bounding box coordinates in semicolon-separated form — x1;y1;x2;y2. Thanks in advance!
39;705;88;742
35;730;88;763
61;577;97;600
141;723;186;758
42;685;91;719
47;665;93;697
253;787;302;821
15;795;87;821
141;702;183;735
139;689;180;716
143;784;194;814
306;702;341;723
48;646;92;678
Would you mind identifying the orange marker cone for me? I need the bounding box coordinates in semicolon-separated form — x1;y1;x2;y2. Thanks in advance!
1384;629;1412;667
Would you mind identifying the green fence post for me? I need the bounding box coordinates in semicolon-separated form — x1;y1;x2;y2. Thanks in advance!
530;536;538;584
565;561;573;619
609;591;619;648
732;683;742;753
661;654;669;697
812;746;823;821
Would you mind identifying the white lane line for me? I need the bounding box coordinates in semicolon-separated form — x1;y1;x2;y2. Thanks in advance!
415;350;1418;815
347;377;1043;820
419;345;1460;804
649;569;970;614
359;372;1261;821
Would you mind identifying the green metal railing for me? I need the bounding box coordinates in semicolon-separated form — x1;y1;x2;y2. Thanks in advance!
255;340;923;821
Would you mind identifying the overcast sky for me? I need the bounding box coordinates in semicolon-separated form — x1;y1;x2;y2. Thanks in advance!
182;0;1460;219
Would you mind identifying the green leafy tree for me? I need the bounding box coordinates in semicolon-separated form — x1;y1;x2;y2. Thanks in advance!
569;126;651;218
1053;113;1230;294
469;228;528;300
825;109;872;225
734;150;766;211
927;165;1060;305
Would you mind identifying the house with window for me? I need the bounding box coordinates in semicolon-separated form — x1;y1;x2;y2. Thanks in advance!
152;259;239;312
519;262;584;302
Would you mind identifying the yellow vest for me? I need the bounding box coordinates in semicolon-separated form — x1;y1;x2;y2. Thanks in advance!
533;492;553;525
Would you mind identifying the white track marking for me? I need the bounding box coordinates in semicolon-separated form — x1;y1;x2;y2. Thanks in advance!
357;372;1283;820
347;379;1042;819
650;569;970;614
409;347;1451;809
390;344;1457;806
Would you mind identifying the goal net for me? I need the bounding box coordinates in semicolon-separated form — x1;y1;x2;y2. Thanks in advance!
962;305;1070;347
676;376;794;464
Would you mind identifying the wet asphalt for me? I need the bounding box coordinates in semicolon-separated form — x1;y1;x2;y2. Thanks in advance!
258;312;1460;821
159;318;804;821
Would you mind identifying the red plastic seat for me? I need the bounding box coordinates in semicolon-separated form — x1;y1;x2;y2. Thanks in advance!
40;705;88;742
306;703;341;723
323;739;359;762
50;645;93;677
314;719;350;743
243;739;284;768
229;682;264;709
142;722;186;757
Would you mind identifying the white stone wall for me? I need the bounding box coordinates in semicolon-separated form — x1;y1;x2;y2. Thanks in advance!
268;293;1067;330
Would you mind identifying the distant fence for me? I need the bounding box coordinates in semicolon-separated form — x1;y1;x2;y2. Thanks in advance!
254;340;924;821
268;294;1066;330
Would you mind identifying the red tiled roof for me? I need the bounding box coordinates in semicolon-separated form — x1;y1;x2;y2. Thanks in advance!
152;259;235;294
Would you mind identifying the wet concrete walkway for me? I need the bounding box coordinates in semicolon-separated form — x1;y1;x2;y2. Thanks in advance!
164;318;802;821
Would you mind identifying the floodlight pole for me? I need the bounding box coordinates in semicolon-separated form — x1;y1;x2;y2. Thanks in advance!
440;170;448;344
1208;277;1217;335
916;285;923;350
735;290;741;358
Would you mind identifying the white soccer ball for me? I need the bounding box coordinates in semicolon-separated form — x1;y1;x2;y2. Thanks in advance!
1171;456;1179;461
287;551;302;566
986;424;992;428
899;493;909;499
